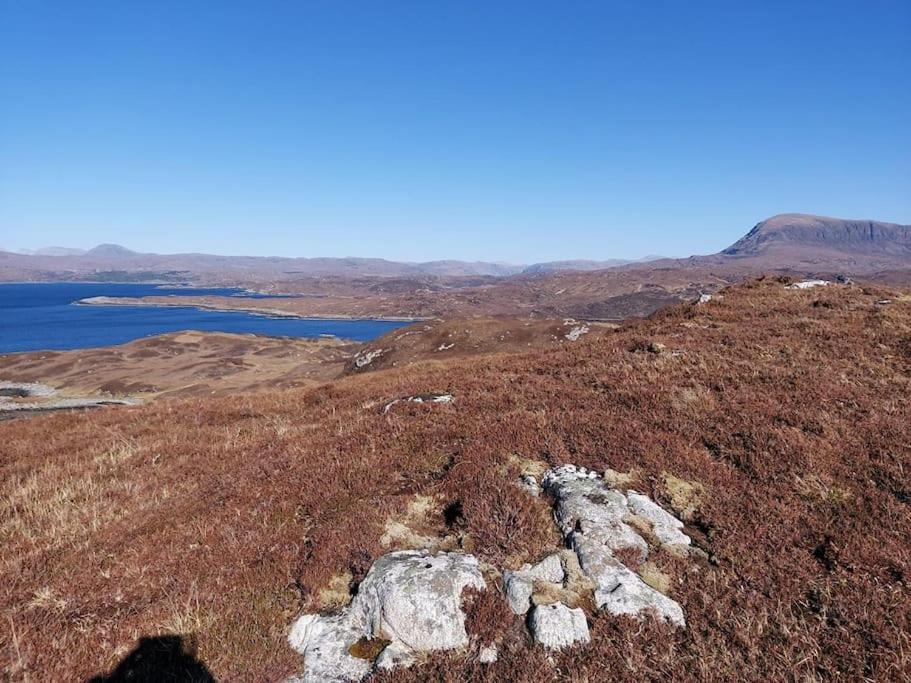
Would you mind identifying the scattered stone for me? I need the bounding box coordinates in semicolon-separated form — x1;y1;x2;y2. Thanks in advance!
696;293;713;304
564;323;590;341
383;393;454;414
354;348;384;368
437;342;455;351
786;279;830;290
289;551;485;681
647;341;666;354
288;613;371;683
529;603;590;650
591;559;685;627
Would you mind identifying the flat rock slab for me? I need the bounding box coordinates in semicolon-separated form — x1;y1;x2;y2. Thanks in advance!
529;602;591;650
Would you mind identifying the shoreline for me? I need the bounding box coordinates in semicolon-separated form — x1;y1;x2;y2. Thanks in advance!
74;295;427;322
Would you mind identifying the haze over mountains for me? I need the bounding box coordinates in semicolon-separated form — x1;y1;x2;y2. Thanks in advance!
2;214;909;284
0;243;659;279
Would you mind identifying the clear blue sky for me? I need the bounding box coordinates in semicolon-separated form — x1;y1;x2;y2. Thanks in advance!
1;1;909;262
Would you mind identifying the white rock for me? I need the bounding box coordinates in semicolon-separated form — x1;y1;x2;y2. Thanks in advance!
383;393;454;414
626;491;691;548
697;293;713;304
503;554;565;614
374;641;415;670
355;349;384;368
786;279;830;290
565;324;590;341
529;603;590;650
593;559;686;627
503;573;534;615
352;550;485;651
288;613;371;683
519;473;541;496
289;551;485;681
542;465;687;628
478;646;499;663
543;466;648;561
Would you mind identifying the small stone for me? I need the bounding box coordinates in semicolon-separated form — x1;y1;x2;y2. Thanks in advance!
478;646;498;664
503;573;534;615
529;603;590;650
519;474;541;496
504;554;565;614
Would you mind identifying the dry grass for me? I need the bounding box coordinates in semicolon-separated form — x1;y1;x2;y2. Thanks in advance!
2;278;911;681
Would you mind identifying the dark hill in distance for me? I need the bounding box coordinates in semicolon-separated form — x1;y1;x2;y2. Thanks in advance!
721;213;911;260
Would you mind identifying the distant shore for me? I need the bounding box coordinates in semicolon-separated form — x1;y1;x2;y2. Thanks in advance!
75;295;426;322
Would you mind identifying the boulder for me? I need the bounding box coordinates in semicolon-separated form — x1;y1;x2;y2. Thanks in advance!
351;550;484;651
289;550;485;681
529;603;590;650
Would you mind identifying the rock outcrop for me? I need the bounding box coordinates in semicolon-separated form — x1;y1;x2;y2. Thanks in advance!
542;465;688;627
289;550;485;682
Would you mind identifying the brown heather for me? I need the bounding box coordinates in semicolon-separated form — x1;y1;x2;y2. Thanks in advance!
2;278;911;681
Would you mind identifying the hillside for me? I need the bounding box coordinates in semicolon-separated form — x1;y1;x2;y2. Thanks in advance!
3;278;910;680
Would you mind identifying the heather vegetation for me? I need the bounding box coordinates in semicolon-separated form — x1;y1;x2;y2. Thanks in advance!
3;278;911;680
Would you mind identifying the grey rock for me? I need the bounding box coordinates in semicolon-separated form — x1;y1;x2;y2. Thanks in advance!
593;558;686;627
287;613;371;683
289;550;485;681
374;641;415;670
626;491;691;549
478;645;499;663
352;550;484;651
542;465;687;628
529;603;590;650
503;553;565;614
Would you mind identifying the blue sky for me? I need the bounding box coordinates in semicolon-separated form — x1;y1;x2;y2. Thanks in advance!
1;1;909;262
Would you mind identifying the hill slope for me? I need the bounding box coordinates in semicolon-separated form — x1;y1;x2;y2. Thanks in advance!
3;278;910;680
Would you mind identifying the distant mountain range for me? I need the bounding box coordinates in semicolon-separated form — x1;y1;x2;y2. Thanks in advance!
0;243;662;280
1;213;909;284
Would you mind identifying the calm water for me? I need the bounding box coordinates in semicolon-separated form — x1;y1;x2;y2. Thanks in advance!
0;283;409;353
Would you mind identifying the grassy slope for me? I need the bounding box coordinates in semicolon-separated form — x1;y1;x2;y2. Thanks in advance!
2;279;910;681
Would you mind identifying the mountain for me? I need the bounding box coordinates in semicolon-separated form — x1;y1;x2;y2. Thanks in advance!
523;256;663;274
83;243;139;259
722;213;911;259
2;214;910;286
34;246;88;256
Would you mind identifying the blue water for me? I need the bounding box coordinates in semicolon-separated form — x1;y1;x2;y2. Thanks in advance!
0;283;409;353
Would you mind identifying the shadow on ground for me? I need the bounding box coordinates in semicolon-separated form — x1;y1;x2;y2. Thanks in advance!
89;634;214;682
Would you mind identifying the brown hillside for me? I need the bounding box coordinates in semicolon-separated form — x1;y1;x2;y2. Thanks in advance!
2;279;911;681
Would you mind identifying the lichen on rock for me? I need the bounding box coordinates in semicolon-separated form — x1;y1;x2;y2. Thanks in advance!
288;550;485;681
